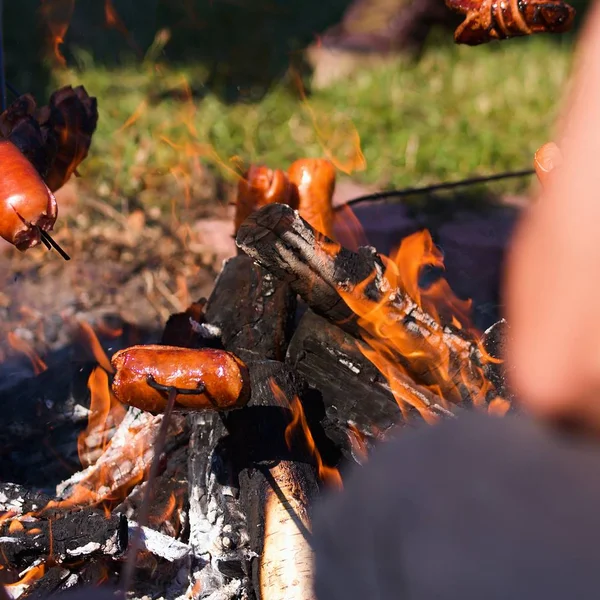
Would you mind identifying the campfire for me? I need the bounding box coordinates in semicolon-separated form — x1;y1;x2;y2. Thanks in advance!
0;149;513;599
0;0;577;597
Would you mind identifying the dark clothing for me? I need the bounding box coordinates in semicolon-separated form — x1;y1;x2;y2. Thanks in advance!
313;413;600;600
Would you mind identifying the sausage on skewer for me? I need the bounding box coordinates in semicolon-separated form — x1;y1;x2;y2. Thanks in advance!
111;345;251;413
288;158;336;240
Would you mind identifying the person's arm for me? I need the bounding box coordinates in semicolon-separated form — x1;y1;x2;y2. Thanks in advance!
504;1;600;429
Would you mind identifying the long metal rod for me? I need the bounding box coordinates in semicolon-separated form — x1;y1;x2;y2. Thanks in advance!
0;0;7;112
337;168;535;209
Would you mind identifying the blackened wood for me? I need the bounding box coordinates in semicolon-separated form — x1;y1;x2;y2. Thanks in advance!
199;252;320;599
0;509;127;569
286;310;455;449
204;255;297;362
21;567;72;600
0;484;52;516
233;360;320;600
236;203;495;404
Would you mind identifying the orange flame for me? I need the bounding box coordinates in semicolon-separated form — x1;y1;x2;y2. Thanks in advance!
346;423;368;463
39;0;74;67
104;0;143;58
6;332;47;375
270;380;343;489
5;564;46;591
336;223;504;418
75;320;114;374
77;367;126;469
291;69;366;175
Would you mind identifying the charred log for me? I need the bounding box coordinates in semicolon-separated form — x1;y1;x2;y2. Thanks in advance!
0;484;53;516
204;255;297;362
0;509;127;569
236;203;497;405
231;360;320;600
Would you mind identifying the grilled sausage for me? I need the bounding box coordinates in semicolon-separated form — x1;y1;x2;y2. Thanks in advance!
288;158;336;239
234;165;298;235
0;140;58;251
111;345;251;413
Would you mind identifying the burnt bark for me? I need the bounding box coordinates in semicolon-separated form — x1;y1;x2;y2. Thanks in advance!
231;360;320;600
0;508;127;569
182;254;299;598
204;255;297;362
236;203;498;405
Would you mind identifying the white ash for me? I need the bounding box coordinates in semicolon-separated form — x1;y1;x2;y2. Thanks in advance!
128;522;191;562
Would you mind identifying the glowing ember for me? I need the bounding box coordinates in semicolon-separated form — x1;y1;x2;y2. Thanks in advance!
5;564;46;598
6;332;47;375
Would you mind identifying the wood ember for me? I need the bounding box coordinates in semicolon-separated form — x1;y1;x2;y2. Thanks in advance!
236;203;496;405
0;508;127;569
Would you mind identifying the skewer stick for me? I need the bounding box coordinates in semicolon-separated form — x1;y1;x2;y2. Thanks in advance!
40;230;70;261
118;385;178;596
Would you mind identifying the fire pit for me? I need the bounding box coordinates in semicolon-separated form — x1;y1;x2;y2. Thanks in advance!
0;0;577;597
0;154;513;600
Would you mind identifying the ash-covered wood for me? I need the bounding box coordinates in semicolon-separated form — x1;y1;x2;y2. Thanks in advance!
204;255;297;362
181;248;320;599
55;408;187;505
0;508;127;569
0;484;52;516
236;203;499;404
115;444;189;539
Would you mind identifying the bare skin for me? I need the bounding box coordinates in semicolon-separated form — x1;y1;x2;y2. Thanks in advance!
504;1;600;431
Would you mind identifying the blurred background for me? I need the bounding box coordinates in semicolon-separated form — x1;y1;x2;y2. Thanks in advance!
0;0;591;378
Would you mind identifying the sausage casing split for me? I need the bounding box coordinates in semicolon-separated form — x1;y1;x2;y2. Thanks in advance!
287;158;336;239
111;345;251;413
234;165;298;235
0;140;58;250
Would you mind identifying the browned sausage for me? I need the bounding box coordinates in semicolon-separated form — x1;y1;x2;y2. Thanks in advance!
234;165;298;235
111;345;251;413
287;158;336;239
0;140;58;251
534;141;563;189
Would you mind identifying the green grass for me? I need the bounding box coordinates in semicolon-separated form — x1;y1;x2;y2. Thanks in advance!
54;33;575;207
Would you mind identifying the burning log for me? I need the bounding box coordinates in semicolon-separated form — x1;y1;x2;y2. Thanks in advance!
286;310;454;455
236;203;500;409
181;251;323;599
0;484;52;516
0;508;127;570
55;408;187;508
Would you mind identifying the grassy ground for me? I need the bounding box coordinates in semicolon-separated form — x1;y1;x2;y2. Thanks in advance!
51;31;575;209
